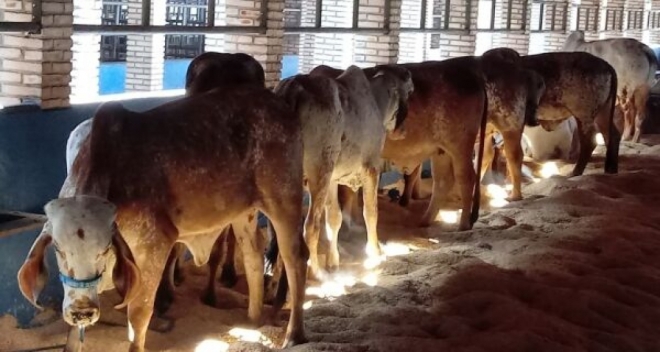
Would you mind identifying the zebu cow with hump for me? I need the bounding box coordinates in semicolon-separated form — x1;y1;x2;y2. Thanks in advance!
64;52;265;316
563;30;657;143
19;86;309;351
271;65;413;277
314;59;489;230
398;49;547;205
512;49;620;176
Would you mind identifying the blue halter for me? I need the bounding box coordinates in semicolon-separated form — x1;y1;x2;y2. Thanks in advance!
58;272;103;289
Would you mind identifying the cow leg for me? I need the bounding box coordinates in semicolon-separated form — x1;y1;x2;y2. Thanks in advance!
127;238;174;352
501;129;524;201
621;101;634;142
153;244;181;316
232;211;264;325
595;101;621;174
326;182;342;270
337;184;356;228
453;146;478;231
201;228;227;308
632;87;650;143
362;167;382;259
172;243;186;286
420;152;454;227
260;197;308;347
219;226;238;288
304;171;332;279
570;119;597;177
399;164;421;207
479;132;496;182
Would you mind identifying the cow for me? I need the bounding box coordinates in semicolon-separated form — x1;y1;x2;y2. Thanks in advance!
398;49;547;205
18;86;309;351
485;48;620;177
271;65;413;277
563;30;657;143
63;53;268;317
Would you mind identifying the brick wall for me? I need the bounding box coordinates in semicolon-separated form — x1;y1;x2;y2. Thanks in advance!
205;0;227;53
298;0;354;73
353;0;401;66
398;0;424;63
0;0;73;109
125;0;166;92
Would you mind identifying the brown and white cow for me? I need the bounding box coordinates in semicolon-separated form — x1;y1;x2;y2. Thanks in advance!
18;86;309;351
342;60;489;230
398;49;547;205
272;65;413;277
563;30;657;143
64;52;267;316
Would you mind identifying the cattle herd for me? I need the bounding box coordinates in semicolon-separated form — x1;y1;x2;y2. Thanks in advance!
14;30;658;352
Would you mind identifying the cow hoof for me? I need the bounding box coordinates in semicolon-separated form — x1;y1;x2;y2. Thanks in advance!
219;264;238;288
283;332;308;348
148;316;175;333
507;195;522;202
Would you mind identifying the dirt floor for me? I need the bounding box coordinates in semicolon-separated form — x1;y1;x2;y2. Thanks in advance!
4;136;660;352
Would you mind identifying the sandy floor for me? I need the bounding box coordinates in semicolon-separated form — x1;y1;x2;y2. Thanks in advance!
4;136;660;352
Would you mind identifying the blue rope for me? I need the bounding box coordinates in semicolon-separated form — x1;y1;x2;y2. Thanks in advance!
58;272;102;289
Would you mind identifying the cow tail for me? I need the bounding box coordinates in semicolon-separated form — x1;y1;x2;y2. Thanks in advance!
604;64;620;174
470;87;489;227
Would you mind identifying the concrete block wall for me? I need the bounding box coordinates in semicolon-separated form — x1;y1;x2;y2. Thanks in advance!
71;0;102;101
0;0;74;109
283;0;301;55
541;1;572;52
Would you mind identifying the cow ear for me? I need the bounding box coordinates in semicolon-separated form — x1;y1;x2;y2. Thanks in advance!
17;226;52;310
111;224;141;310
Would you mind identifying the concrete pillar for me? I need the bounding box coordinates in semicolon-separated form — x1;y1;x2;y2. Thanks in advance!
125;0;166;92
205;0;226;52
353;0;402;66
224;0;284;87
0;0;74;109
71;0;102;101
493;0;532;54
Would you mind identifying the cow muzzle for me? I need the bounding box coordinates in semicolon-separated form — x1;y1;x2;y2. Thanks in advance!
64;304;100;327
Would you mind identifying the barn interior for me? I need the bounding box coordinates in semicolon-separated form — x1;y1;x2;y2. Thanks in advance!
2;0;660;351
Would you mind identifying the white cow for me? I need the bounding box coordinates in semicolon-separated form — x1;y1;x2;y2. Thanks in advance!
563;30;658;143
66;118;93;174
273;65;413;277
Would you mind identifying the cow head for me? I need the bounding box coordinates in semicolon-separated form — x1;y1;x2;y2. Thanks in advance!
17;195;140;328
563;31;586;51
482;47;521;65
371;65;414;140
